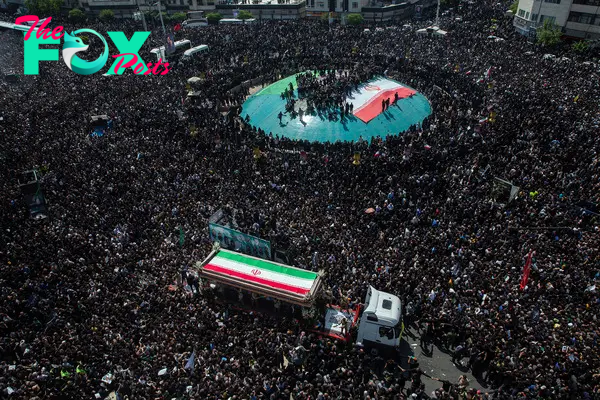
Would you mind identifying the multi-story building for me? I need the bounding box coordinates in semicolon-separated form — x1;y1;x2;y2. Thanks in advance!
4;0;433;22
78;0;307;19
305;0;433;21
212;0;307;20
513;0;600;39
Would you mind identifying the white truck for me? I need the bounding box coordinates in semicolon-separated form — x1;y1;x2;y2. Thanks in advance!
355;286;404;348
196;248;405;348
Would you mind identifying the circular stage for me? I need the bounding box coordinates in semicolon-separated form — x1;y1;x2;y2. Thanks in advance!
241;73;432;143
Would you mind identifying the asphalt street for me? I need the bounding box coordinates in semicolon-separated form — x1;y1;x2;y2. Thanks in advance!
398;327;487;397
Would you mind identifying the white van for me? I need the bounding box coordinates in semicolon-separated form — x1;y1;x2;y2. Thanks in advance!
150;39;192;62
219;18;256;25
182;19;208;28
182;45;209;60
356;286;404;348
219;18;244;25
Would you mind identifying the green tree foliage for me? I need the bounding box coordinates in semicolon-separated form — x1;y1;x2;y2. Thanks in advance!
170;12;187;22
206;12;222;24
68;8;86;21
509;1;518;14
537;19;562;47
99;9;115;21
347;13;364;25
572;40;589;53
237;10;253;20
24;0;63;16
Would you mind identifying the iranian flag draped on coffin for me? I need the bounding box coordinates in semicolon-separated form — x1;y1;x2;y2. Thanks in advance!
198;249;322;306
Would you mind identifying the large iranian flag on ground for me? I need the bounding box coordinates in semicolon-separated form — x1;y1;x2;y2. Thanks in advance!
204;250;319;296
352;78;417;123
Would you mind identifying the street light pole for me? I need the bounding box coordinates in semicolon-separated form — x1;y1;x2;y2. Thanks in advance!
156;0;167;36
435;0;440;27
136;0;148;31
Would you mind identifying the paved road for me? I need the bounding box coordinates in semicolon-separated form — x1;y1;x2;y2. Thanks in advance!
397;327;488;397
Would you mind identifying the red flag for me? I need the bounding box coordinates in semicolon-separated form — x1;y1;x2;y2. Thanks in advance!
174;23;182;32
520;250;533;290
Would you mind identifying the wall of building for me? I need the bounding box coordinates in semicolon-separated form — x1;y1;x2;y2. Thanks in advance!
514;0;571;27
514;0;600;38
305;0;365;14
566;2;600;38
215;2;306;19
362;3;412;21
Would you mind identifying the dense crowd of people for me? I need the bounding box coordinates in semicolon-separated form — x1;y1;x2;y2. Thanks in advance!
293;70;360;118
1;1;600;399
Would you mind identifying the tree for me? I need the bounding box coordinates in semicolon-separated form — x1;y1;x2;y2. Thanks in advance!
68;8;86;21
537;19;562;47
347;13;363;25
24;0;62;16
509;1;518;15
170;12;186;22
572;40;589;53
99;9;115;21
206;12;222;24
237;10;253;20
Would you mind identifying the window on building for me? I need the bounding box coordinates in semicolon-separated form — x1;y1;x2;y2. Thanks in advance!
531;13;538;22
541;15;556;24
188;0;193;5
518;9;525;17
544;0;560;4
352;1;357;7
569;11;595;24
568;12;581;22
180;0;184;5
580;13;595;24
525;11;529;19
572;0;600;4
318;1;324;7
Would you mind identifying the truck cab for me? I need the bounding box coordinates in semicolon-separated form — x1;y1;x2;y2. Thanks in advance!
356;286;404;348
